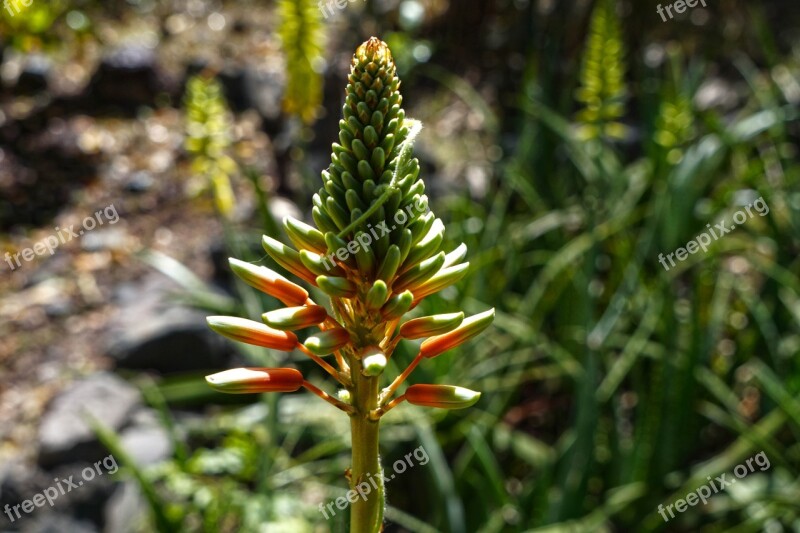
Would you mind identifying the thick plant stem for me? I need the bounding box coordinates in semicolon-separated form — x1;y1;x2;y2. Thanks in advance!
349;365;384;532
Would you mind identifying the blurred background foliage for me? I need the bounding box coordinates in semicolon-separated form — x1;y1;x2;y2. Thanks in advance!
1;0;800;532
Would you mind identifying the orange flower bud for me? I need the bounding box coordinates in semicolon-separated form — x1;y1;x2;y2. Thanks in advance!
419;308;494;358
205;367;304;393
405;384;481;409
229;258;308;306
207;316;298;351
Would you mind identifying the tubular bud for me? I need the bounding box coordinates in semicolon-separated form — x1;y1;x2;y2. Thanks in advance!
325;232;358;268
262;235;318;285
316;275;357;298
393;251;446;292
205;367;304;393
404;219;444;268
262;305;329;330
419;308;495;358
380;290;414;320
300;249;347;277
207;316;298;351
284;216;328;254
228;258;308;306
399;312;464;340
304;328;351;355
405;384;481;409
375;245;401;282
443;243;468;268
365;280;389;309
411;262;470;301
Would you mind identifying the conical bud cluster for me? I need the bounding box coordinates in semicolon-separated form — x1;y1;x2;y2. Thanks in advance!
204;38;493;423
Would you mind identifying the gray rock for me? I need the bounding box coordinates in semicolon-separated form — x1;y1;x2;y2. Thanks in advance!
84;46;177;109
118;409;173;466
106;273;230;373
37;373;141;468
103;482;147;533
18;513;98;533
80;228;128;252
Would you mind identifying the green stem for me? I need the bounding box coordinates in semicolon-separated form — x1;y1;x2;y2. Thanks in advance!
349;364;384;532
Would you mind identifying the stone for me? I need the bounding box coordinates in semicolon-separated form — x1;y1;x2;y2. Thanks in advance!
37;373;141;468
105;274;231;373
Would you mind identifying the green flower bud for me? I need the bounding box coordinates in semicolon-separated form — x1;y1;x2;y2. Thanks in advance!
304;328;351;355
399;312;464;340
262;305;328;330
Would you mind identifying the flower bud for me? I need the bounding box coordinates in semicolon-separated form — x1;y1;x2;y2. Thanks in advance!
380;290;413;320
284;216;328;254
399;312;464;340
365;280;389;310
228;258;308;306
394;251;446;292
443;243;468;268
405;384;481;409
205;367;304;393
411;262;469;301
361;347;387;376
300;250;347;277
207;316;298;351
316;275;357;298
303;328;351;355
403;219;444;268
262;235;318;285
419;308;494;358
337;389;352;403
262;305;328;330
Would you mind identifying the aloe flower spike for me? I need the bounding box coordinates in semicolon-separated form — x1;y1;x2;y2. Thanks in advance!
204;38;494;533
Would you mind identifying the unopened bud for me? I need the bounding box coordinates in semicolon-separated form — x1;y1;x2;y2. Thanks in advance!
228;258;308;306
361;347;387;376
205;367;304;393
303;328;351;355
207;316;298;351
405;384;481;409
262;305;328;330
400;312;464;339
419;308;494;358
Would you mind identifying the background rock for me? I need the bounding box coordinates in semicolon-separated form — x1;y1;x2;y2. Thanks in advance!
37;373;141;468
